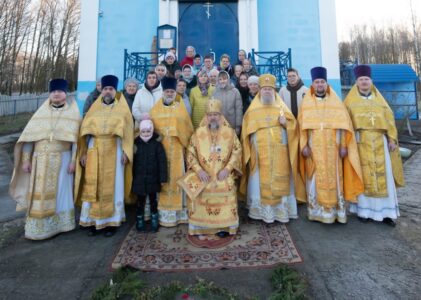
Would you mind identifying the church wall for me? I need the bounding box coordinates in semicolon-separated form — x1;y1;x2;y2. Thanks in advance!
77;0;343;111
96;0;159;89
257;0;341;95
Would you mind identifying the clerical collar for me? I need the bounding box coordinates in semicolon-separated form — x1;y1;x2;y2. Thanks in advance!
51;102;65;109
315;93;326;100
358;90;372;99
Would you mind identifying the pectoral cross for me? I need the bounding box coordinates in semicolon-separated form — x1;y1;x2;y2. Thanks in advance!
203;1;213;19
369;111;376;126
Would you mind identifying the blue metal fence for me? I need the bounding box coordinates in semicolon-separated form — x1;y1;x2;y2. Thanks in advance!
124;48;292;87
124;49;167;84
249;48;292;88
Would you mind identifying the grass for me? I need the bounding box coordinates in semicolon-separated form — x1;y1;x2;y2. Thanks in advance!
90;265;307;300
0;113;33;136
269;265;307;300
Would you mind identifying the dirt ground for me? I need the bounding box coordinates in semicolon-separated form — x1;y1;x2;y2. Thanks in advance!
0;129;421;299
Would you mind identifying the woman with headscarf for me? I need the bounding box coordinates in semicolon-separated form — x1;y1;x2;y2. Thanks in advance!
181;64;197;95
189;70;215;128
231;64;244;86
121;77;139;111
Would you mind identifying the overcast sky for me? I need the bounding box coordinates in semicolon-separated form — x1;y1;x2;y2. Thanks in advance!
335;0;421;41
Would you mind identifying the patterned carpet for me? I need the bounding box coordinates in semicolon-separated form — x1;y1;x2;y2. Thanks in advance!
112;218;302;272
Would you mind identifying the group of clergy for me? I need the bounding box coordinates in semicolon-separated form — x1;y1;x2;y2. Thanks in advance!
9;63;404;241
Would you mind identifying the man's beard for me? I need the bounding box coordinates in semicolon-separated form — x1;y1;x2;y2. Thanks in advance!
261;94;275;104
209;121;219;130
164;94;176;105
103;94;114;104
316;88;326;96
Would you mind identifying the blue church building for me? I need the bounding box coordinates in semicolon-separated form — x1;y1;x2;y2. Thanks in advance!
77;0;340;107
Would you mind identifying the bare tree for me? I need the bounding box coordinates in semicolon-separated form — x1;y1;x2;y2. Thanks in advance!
0;0;80;95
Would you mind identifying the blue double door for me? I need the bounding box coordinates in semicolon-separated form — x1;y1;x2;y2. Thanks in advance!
178;1;239;65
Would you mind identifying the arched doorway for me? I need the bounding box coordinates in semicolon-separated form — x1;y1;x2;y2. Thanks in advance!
178;1;239;64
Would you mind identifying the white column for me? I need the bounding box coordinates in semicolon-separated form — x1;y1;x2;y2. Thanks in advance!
78;0;99;81
238;0;259;53
159;0;178;26
318;0;340;78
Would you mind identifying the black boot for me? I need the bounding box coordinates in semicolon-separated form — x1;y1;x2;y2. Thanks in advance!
151;212;159;232
383;218;396;227
216;231;229;238
136;207;146;232
87;226;98;236
104;227;117;237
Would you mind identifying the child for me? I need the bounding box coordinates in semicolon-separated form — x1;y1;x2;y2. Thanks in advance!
132;115;168;232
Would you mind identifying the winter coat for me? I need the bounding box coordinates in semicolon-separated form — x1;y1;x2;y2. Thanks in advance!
132;134;168;195
245;67;259;77
212;84;243;130
132;83;163;120
181;75;197;96
122;90;136;112
218;65;234;77
279;85;308;117
236;84;251;114
189;85;215;128
180;93;192;116
83;88;100;117
162;60;181;77
180;56;194;67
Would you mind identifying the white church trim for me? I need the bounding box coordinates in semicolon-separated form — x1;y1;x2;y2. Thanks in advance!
238;0;259;53
159;0;259;54
318;0;340;78
78;0;99;81
159;0;179;27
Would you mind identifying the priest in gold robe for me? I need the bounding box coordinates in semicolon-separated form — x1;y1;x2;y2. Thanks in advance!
240;74;306;223
344;65;404;226
298;67;364;224
74;75;134;237
182;99;242;238
9;79;81;240
150;77;194;227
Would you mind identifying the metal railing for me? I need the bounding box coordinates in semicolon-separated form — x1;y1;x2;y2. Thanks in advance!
124;48;292;87
249;48;292;87
124;49;167;83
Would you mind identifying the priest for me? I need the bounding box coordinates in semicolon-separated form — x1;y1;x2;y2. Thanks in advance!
183;99;242;238
150;76;194;227
240;74;306;223
9;79;81;240
344;65;404;226
298;67;364;224
75;75;134;237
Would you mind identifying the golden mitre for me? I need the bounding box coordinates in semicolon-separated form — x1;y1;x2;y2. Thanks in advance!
206;98;222;114
259;74;276;88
